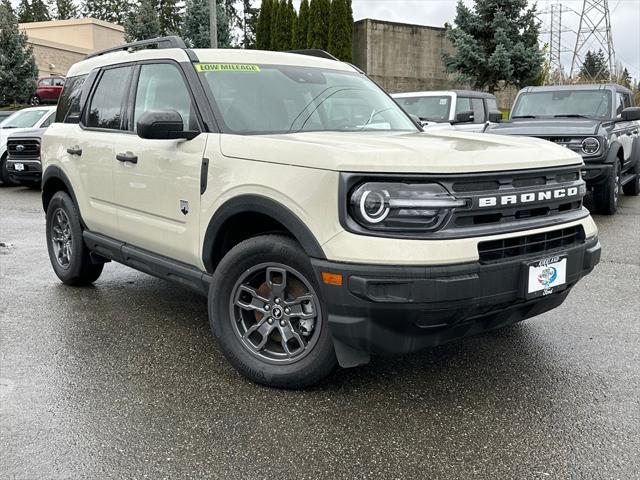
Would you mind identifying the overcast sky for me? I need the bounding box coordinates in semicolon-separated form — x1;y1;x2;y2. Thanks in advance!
290;0;640;81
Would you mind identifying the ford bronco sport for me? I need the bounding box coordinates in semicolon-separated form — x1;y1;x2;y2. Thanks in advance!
41;37;601;388
488;84;640;215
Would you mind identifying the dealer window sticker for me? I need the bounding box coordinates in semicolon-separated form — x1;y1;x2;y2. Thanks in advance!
195;63;261;73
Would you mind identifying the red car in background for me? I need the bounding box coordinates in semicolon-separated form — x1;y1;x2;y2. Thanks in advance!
30;76;65;105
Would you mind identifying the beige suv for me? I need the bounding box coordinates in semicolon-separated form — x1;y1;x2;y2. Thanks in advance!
41;37;601;388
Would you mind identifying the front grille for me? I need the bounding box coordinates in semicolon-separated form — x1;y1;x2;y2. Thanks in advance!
478;226;585;263
7;138;40;158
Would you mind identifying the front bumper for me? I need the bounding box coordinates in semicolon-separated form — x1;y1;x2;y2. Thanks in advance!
312;236;601;367
6;159;42;183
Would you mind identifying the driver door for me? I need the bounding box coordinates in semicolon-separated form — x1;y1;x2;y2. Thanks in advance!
113;62;208;267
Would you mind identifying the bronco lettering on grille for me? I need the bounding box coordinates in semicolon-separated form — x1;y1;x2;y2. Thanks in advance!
478;187;580;208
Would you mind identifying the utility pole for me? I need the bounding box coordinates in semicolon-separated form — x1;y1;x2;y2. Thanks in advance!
209;0;217;48
570;0;615;80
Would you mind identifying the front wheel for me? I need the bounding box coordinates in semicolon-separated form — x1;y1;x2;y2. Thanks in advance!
208;235;337;389
593;160;621;215
0;153;18;186
46;191;103;286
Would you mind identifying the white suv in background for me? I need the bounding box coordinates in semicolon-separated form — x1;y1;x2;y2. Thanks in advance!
0;106;56;185
393;90;502;132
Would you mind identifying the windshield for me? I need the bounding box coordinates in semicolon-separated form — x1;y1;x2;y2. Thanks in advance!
0;109;49;129
198;64;417;134
511;90;612;119
394;96;451;122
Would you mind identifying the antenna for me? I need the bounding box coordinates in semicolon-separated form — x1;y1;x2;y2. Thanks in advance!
569;0;616;80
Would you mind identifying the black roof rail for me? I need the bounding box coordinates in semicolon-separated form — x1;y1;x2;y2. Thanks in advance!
86;36;187;59
287;49;339;61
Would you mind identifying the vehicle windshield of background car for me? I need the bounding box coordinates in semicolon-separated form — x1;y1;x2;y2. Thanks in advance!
511;90;612;119
200;65;418;134
394;96;451;122
0;109;48;129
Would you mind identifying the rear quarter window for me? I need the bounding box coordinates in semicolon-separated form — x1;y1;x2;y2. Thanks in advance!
55;75;87;123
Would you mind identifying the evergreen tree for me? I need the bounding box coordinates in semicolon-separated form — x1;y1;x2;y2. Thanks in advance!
157;0;181;35
55;0;78;19
442;0;544;93
256;0;272;50
29;0;50;21
124;0;160;42
293;0;309;49
620;68;631;89
241;0;259;48
182;0;230;48
307;0;329;50
579;50;610;82
0;0;38;105
327;0;352;61
17;0;31;22
269;0;279;49
83;0;131;24
272;0;292;50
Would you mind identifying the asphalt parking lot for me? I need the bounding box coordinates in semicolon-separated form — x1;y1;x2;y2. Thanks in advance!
0;186;638;480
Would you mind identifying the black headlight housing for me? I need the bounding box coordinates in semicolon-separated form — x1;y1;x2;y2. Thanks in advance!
344;179;468;235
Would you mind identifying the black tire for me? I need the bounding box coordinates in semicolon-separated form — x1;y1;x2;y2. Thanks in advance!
208;235;337;389
593;160;621;215
29;95;40;106
0;153;18;187
622;161;640;196
46;191;103;286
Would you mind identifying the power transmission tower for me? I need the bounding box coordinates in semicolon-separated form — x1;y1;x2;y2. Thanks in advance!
570;0;615;80
540;2;574;83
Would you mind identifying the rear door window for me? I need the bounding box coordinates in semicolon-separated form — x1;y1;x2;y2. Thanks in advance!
85;66;133;130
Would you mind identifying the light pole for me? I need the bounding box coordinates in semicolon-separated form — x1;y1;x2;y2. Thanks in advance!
209;0;218;48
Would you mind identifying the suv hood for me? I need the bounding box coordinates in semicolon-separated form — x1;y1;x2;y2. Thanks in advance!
5;127;46;139
220;130;582;173
487;118;603;136
0;127;41;150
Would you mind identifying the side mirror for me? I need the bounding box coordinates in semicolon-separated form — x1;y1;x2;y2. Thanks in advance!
137;110;199;140
488;111;503;123
453;110;474;123
621;107;640;122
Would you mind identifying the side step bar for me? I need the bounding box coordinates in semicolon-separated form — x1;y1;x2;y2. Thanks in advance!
620;172;637;186
83;231;211;296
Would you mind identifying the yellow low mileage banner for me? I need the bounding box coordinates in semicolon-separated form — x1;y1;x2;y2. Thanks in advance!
194;63;261;73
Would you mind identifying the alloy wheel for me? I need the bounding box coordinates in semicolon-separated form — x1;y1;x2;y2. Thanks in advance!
51;208;73;269
229;263;322;365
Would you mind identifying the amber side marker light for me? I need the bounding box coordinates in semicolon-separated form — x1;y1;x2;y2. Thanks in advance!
322;272;343;286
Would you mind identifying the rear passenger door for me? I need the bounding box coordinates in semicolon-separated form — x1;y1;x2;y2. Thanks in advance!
112;61;208;267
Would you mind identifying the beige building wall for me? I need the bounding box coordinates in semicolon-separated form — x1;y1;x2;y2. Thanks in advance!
19;18;124;76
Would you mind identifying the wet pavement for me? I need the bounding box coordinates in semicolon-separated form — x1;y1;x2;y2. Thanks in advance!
1;186;638;480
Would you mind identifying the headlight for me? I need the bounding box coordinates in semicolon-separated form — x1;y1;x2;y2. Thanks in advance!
581;137;600;155
349;182;467;232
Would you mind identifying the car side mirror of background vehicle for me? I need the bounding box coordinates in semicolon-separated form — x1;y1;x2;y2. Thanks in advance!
453;111;474;123
620;107;640;122
137;110;199;140
488;111;503;123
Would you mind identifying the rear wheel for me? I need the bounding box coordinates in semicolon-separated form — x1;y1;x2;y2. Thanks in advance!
29;95;41;106
46;191;103;286
208;235;337;389
622;161;640;196
593;160;621;215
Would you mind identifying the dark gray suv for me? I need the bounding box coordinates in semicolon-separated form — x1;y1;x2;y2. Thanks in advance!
488;84;640;214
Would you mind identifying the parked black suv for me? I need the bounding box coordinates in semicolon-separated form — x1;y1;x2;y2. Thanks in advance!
6;129;45;188
487;84;640;214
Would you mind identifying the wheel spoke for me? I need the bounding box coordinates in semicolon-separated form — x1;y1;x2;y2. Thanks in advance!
243;317;275;351
278;322;305;357
234;284;269;313
266;267;287;296
284;294;316;320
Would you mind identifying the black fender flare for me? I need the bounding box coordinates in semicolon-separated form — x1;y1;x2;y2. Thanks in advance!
41;166;80;214
605;140;624;165
202;194;326;273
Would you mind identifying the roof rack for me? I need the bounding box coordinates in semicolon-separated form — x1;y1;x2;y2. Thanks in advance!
86;36;187;59
287;49;339;61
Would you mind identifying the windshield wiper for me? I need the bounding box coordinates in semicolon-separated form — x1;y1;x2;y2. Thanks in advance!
512;115;537;119
553;114;590;119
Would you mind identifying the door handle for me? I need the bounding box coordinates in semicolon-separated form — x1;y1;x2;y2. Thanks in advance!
116;152;138;164
66;146;82;156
